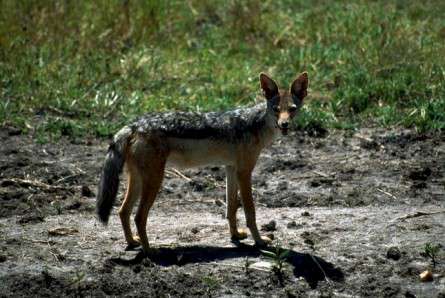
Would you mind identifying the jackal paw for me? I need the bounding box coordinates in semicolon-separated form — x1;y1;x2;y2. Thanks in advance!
128;235;141;246
133;237;152;254
124;236;141;250
255;236;272;247
231;229;248;241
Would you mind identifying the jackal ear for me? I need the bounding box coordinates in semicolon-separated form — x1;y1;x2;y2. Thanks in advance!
260;73;279;100
290;72;308;100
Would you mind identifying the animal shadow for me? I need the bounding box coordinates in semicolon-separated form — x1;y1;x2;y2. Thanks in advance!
108;243;344;289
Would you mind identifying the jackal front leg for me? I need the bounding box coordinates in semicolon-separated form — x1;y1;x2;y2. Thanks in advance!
236;170;272;247
226;166;248;241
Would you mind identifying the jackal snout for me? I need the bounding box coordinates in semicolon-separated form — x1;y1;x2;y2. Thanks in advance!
277;112;290;129
277;114;290;134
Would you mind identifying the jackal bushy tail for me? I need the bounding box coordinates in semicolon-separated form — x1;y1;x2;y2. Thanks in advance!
96;127;131;224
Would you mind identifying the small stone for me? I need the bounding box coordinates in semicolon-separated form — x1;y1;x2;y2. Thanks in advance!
304;238;314;247
8;127;22;136
189;181;205;192
301;211;311;217
310;180;321;187
214;199;224;207
4;149;18;155
277;181;288;190
287;221;297;229
387;246;401;260
66;201;82;210
191;227;200;234
419;270;433;282
261;220;276;231
81;185;94;197
408;167;432;181
360;138;380;150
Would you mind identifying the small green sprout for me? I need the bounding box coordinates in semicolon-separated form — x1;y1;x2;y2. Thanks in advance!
423;243;441;268
261;244;290;274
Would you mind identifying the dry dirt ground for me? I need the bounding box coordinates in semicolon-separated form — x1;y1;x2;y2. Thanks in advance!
0;126;444;297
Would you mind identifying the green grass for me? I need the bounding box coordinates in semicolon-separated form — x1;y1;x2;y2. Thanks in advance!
1;0;444;139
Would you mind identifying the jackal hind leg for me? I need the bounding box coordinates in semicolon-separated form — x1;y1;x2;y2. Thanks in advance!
134;158;166;254
236;169;272;247
226;166;248;241
118;167;142;248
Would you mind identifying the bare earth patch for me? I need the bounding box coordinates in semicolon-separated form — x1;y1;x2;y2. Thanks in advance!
0;127;444;297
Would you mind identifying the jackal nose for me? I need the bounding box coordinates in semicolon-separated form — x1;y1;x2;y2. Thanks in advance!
281;122;289;128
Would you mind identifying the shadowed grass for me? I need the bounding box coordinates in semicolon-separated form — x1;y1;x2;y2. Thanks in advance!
0;0;444;139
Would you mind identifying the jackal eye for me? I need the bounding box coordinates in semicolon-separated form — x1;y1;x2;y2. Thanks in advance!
289;105;298;113
272;105;280;112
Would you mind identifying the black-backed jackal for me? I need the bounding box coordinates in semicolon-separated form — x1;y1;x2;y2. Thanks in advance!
96;72;309;253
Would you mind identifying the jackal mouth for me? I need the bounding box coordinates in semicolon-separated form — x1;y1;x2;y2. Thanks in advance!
280;127;289;135
275;122;289;135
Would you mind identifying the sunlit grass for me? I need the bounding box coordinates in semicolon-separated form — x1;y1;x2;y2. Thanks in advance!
0;0;444;139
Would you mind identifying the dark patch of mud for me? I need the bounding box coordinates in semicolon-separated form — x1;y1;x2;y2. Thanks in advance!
0;126;444;297
0;129;101;219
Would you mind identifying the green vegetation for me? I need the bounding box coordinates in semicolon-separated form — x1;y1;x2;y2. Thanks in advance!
1;0;444;139
201;275;220;292
261;244;290;274
422;242;441;268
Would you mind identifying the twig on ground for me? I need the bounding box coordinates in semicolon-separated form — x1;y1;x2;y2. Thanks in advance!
209;262;271;273
215;199;226;207
69;164;86;175
55;174;82;184
395;210;445;221
290;175;317;180
310;254;332;286
355;134;374;143
1;178;76;192
166;168;192;182
49;248;64;262
48;227;79;236
312;170;330;178
377;188;398;200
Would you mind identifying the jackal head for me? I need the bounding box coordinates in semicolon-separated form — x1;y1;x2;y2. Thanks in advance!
260;72;308;135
